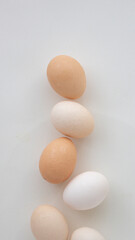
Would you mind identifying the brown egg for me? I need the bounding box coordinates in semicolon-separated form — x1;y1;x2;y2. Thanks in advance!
31;205;69;240
47;55;86;99
39;137;77;184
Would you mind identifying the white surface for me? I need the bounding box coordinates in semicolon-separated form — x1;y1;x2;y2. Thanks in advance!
0;0;135;239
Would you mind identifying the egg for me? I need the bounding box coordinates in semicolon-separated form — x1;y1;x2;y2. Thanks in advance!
39;137;77;184
51;101;94;138
47;55;86;99
71;227;105;240
63;171;109;210
31;205;68;240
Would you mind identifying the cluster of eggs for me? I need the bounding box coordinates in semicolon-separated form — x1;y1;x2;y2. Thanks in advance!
31;55;109;240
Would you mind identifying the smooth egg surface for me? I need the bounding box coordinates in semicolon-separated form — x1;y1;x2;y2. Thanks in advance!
51;101;94;138
47;55;86;99
39;137;77;184
63;171;109;210
71;227;105;240
31;205;69;240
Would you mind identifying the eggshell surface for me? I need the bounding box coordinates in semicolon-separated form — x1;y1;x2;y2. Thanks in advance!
31;205;69;240
47;55;86;99
39;137;77;184
71;227;105;240
63;171;109;210
51;101;94;138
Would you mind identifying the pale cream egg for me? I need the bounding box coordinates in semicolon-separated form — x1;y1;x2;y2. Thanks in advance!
31;205;69;240
51;101;94;138
71;227;105;240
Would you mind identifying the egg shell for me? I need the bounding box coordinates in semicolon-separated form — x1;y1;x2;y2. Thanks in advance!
71;227;105;240
39;137;77;184
47;55;86;99
51;101;94;138
63;171;109;210
31;205;69;240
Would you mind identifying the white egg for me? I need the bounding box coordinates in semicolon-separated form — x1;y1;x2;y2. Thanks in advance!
51;101;94;138
71;227;105;240
63;171;109;210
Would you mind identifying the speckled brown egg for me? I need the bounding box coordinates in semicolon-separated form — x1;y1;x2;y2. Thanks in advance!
39;137;77;184
47;55;86;99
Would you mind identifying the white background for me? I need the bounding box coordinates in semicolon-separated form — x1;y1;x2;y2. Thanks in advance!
0;0;135;239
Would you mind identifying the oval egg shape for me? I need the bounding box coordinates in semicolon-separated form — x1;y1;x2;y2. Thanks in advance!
71;227;105;240
47;55;86;99
63;171;109;210
39;137;77;184
31;205;69;240
51;101;94;138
